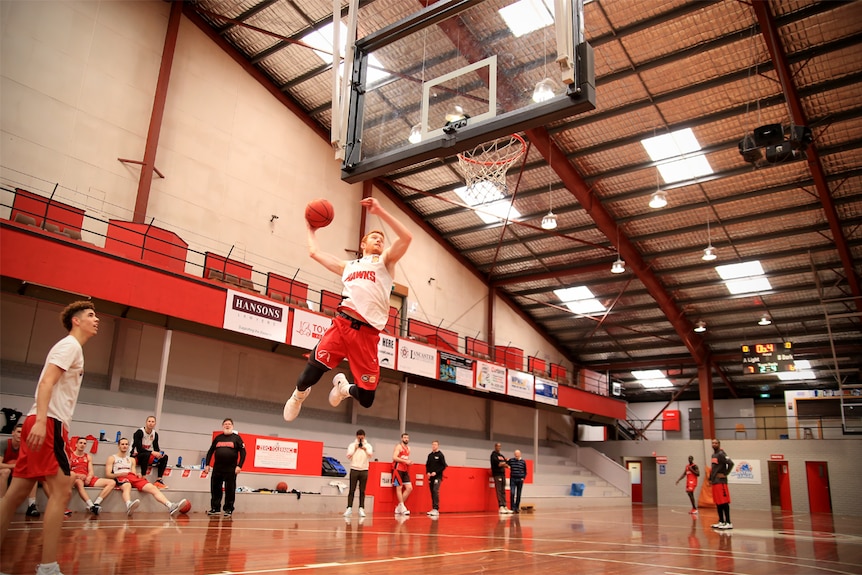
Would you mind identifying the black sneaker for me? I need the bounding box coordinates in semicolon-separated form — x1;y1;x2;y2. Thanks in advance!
223;511;232;518
26;503;40;517
90;504;101;516
207;509;221;516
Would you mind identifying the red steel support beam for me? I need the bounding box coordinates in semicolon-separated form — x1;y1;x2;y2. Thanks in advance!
753;0;861;314
133;0;182;223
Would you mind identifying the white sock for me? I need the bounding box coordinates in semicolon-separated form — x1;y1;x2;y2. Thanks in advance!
28;498;36;506
126;500;132;508
94;497;103;505
36;562;59;574
86;499;94;507
164;501;172;509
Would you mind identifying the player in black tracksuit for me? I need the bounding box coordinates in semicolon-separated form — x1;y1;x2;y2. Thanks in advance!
204;418;246;517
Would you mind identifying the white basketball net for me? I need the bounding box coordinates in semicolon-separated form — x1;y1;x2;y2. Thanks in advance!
457;134;526;205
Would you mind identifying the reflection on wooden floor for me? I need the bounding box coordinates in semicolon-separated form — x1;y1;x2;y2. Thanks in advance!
2;505;861;574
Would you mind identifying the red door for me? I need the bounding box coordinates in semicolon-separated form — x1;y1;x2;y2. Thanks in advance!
627;460;642;503
779;462;793;511
806;461;832;513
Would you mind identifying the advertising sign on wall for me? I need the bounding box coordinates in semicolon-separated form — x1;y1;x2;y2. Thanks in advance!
534;376;558;405
378;334;396;370
728;459;762;484
397;338;438;378
223;289;288;342
438;351;474;388
475;361;506;394
507;370;535;400
290;308;332;349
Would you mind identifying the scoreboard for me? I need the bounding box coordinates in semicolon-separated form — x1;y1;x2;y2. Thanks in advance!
742;342;794;374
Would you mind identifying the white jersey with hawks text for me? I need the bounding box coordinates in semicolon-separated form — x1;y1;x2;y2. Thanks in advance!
340;254;393;331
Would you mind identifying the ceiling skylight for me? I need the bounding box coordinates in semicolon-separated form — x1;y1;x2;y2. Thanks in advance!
632;369;673;389
499;0;554;37
715;260;772;295
454;185;520;224
553;286;606;314
302;22;389;85
716;260;765;279
641;128;714;184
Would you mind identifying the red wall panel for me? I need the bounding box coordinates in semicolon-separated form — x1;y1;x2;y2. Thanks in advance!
1;226;225;327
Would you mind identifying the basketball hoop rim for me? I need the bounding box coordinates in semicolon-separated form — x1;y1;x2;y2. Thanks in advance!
457;134;527;167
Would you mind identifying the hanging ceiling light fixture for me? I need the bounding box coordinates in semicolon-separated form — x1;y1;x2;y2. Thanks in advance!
541;158;557;230
649;167;667;208
649;189;667;209
694;320;707;333
702;214;717;261
532;20;557;104
532;77;558;103
758;315;772;326
611;226;625;274
408;123;422;144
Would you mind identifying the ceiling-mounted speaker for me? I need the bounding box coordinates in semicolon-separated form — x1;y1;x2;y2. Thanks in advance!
738;134;761;163
765;141;794;163
753;123;784;147
789;125;813;150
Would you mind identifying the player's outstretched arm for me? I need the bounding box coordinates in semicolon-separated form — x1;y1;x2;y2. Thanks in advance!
307;221;346;276
361;197;412;266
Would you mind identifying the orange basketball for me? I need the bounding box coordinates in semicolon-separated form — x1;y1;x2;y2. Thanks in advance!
276;481;288;493
305;199;334;229
178;500;192;514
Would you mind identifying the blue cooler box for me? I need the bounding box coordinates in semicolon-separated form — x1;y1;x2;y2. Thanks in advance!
570;483;585;496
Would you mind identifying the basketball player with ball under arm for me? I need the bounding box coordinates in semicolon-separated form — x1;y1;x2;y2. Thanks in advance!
283;196;412;421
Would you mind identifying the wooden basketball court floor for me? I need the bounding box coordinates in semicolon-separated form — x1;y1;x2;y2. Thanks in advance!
2;505;861;574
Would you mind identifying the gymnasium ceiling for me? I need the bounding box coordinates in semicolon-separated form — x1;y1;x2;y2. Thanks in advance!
184;0;862;403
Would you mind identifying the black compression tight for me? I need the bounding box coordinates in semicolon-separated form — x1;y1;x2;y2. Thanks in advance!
296;362;328;391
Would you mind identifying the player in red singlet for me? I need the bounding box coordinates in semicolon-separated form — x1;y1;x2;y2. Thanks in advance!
675;455;700;513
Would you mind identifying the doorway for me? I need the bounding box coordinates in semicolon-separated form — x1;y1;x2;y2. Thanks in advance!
805;461;832;513
626;460;642;503
767;460;792;511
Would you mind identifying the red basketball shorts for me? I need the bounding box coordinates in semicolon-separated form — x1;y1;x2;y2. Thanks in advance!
312;315;380;390
712;482;731;505
13;415;71;480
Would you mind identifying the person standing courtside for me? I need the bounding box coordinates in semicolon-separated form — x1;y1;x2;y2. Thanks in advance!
392;433;413;515
344;429;372;518
425;441;447;517
0;301;99;575
709;439;734;530
282;196;412;421
204;418;246;518
490;443;512;514
132;416;168;488
507;450;527;513
675;455;700;514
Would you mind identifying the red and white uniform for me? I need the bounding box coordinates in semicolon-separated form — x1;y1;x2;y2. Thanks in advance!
684;464;698;493
339;254;393;331
394;444;410;473
70;452;89;476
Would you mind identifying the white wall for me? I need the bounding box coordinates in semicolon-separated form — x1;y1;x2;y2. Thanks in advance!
625;398;757;440
590;439;862;517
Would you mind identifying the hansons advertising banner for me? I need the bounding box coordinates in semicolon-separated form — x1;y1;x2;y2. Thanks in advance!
223;289;288;342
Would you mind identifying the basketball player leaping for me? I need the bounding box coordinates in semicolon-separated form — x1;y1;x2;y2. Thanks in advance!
283;196;412;421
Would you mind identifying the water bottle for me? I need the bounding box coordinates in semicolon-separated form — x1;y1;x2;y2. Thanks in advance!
201;457;206;469
176;456;183;468
115;431;121;443
99;430;106;441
